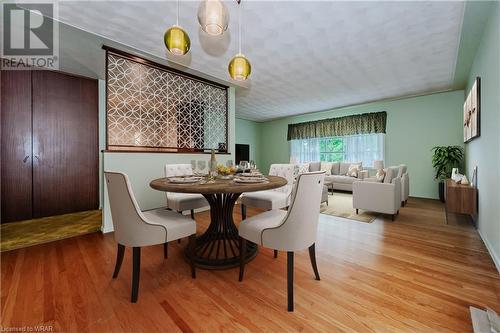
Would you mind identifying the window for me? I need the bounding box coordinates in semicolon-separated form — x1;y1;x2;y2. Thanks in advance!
290;133;385;167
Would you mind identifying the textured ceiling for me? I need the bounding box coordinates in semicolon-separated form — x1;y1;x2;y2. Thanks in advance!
53;1;464;121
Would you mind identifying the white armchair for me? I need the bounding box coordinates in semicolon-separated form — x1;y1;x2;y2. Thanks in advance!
240;164;295;220
165;164;209;219
352;167;402;221
238;171;325;311
104;171;196;303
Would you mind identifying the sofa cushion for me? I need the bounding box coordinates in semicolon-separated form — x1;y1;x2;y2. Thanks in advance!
309;162;321;172
331;175;358;184
347;164;361;178
339;162;351;175
331;162;340;175
320;162;333;175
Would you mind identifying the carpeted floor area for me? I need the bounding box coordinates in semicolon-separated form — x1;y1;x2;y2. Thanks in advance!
1;210;102;252
320;192;379;223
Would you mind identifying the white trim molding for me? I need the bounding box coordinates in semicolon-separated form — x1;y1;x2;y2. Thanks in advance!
477;228;500;273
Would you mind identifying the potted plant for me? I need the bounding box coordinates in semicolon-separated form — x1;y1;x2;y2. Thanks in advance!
431;146;464;202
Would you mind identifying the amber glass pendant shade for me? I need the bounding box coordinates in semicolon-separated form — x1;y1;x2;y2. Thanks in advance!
228;53;251;81
197;0;229;36
164;25;190;56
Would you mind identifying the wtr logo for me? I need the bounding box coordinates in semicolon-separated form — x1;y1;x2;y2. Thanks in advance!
1;2;59;69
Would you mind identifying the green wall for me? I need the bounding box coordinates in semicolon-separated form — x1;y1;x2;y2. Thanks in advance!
464;2;500;270
257;91;464;199
235;118;261;167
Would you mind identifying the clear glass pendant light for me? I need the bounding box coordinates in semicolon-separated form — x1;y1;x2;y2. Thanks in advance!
198;0;229;36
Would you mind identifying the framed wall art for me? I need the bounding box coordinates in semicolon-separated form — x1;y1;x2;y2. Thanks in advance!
463;77;480;143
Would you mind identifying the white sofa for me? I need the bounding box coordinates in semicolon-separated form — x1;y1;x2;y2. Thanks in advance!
307;161;368;192
352;166;402;220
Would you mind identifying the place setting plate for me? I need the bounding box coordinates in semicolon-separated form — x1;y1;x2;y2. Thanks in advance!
167;176;204;184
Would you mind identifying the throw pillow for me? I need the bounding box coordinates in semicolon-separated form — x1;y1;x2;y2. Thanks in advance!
376;169;385;182
347;164;360;178
298;163;310;175
320;162;333;175
384;167;394;184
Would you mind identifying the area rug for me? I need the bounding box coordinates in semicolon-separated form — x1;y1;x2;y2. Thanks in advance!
320;192;379;223
1;210;102;252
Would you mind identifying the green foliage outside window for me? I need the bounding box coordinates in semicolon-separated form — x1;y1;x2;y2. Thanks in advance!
319;138;344;162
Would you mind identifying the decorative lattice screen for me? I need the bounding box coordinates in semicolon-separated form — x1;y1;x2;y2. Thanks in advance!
106;51;228;152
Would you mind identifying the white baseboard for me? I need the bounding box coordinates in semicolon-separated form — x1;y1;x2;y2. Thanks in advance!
477;228;500;273
101;224;114;234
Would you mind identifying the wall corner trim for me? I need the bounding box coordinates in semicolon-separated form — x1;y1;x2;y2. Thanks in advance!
477;228;500;273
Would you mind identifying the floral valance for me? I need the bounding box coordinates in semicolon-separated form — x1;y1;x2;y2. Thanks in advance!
287;111;387;141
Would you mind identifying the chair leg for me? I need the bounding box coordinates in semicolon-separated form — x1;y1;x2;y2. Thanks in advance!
287;251;294;312
308;243;320;280
112;244;125;278
131;247;141;303
274;250;278;258
163;243;168;259
241;204;246;220
188;234;196;279
239;238;247;282
392;214;395;221
190;209;195;220
178;239;181;244
356;209;359;215
402;201;405;207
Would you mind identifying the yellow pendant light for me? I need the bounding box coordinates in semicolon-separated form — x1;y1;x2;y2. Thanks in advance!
228;1;251;80
164;0;190;56
198;0;229;36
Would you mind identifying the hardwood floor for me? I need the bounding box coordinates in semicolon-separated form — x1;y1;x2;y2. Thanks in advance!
1;198;499;332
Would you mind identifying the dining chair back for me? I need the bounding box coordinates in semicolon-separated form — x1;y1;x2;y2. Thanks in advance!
105;171;167;247
268;164;295;194
165;164;194;177
262;171;325;252
105;171;196;303
238;171;325;311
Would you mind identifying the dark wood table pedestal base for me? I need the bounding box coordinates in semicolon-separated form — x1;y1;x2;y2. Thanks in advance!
186;193;258;270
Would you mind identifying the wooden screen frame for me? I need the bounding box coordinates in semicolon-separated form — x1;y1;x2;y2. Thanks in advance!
103;46;230;154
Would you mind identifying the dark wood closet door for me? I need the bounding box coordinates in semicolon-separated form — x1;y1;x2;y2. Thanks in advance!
32;71;98;218
1;71;33;223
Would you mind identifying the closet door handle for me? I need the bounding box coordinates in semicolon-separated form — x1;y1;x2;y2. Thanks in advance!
23;155;30;163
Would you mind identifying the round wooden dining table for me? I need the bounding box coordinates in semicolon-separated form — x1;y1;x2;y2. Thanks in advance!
150;175;287;270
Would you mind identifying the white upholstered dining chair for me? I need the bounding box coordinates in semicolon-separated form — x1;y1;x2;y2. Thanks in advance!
164;164;209;219
105;171;196;303
239;164;296;220
238;171;325;311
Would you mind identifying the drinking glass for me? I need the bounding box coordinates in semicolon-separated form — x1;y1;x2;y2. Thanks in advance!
249;160;255;170
239;160;249;171
197;160;207;174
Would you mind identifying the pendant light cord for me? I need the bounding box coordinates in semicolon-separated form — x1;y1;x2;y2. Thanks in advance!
176;0;179;26
238;1;242;54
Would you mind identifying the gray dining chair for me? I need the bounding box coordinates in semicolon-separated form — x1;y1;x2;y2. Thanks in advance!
105;171;197;303
238;171;325;311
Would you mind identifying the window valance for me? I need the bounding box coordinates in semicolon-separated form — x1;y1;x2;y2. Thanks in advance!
287;111;387;141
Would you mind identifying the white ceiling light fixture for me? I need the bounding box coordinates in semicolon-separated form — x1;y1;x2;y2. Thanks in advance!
197;0;230;36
